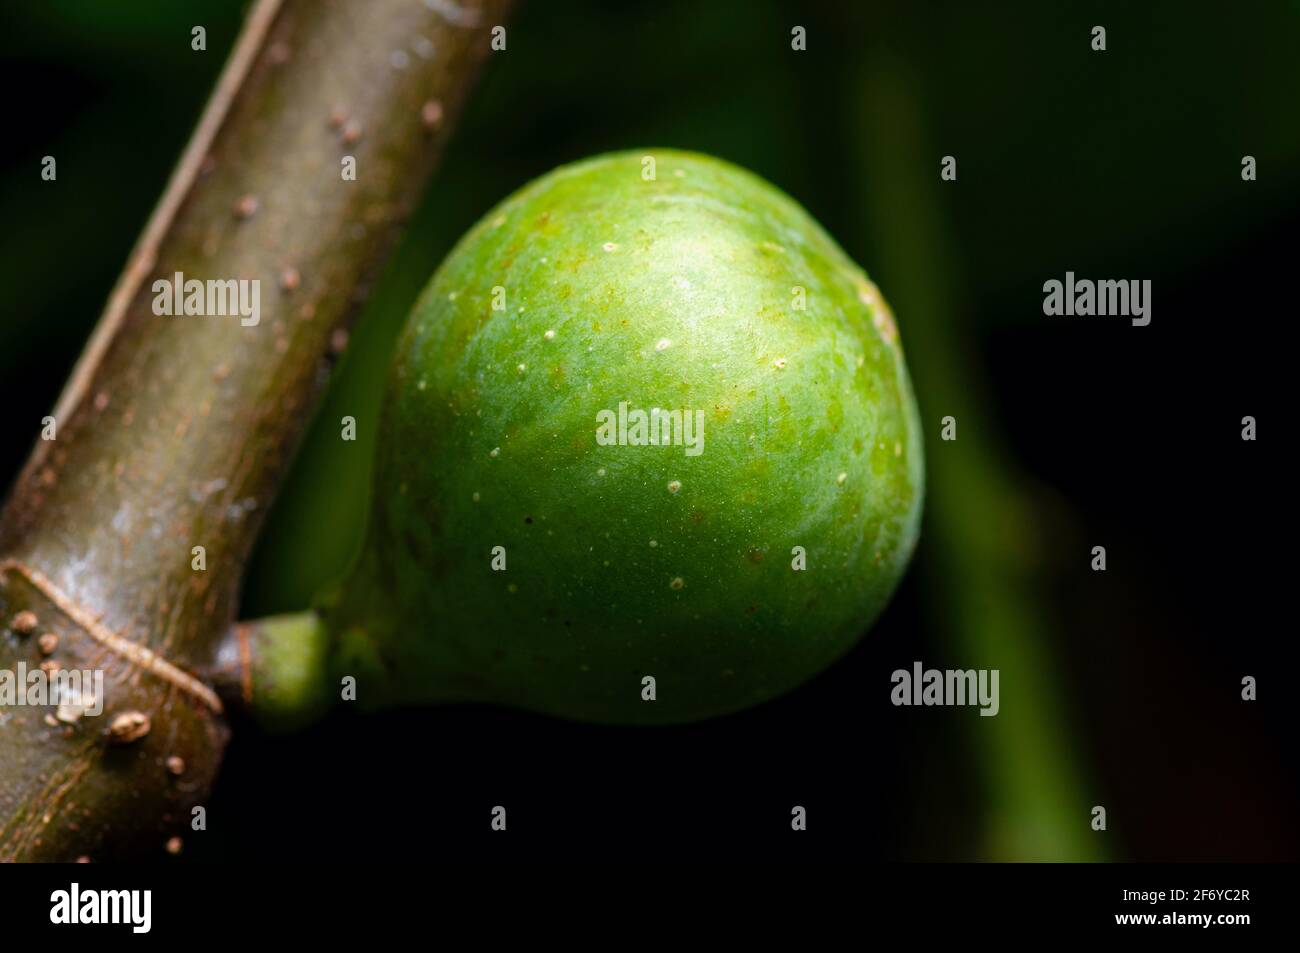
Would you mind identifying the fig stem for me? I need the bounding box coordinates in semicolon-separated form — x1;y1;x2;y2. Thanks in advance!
0;0;515;859
211;612;335;731
850;47;1103;860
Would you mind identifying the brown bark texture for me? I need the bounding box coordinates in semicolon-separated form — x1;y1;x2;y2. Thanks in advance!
0;0;513;861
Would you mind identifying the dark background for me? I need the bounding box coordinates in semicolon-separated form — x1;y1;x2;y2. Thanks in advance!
1;0;1295;861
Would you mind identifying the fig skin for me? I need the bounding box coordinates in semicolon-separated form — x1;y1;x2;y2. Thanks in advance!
327;149;924;724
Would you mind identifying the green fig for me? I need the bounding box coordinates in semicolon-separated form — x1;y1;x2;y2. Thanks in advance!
250;150;924;726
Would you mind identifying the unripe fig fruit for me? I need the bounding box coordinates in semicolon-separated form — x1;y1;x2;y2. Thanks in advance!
323;150;923;724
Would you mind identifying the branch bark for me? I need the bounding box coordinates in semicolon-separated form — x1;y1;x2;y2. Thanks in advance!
0;0;512;861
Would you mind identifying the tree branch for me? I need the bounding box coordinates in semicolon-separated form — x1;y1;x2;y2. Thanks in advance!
0;0;513;861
